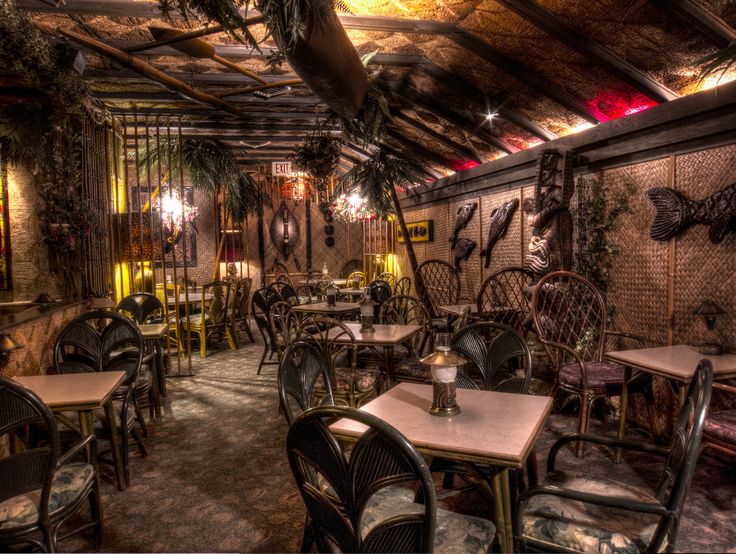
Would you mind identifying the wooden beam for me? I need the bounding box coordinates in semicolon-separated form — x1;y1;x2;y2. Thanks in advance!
413;61;557;141
654;0;736;48
108;107;328;118
85;68;301;85
122;121;337;132
105;40;280;58
337;14;456;34
387;82;519;154
404;79;736;207
214;79;303;98
393;112;483;163
58;28;248;118
379;143;442;180
94;91;323;105
495;0;678;103
385;129;455;170
448;29;601;123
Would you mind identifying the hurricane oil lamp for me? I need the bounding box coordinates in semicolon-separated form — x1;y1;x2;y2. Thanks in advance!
421;348;466;417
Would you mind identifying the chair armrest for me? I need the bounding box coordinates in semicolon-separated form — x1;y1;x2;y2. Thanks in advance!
714;381;736;395
605;330;648;347
548;433;670;472
58;433;97;466
515;484;668;530
535;337;586;373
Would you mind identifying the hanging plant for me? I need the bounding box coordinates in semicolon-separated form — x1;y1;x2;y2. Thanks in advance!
572;176;634;294
293;132;341;179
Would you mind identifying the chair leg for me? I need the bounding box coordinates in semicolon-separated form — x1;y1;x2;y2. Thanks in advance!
244;318;255;342
199;326;207;358
225;327;237;351
133;395;149;438
576;392;596;458
257;345;268;375
131;427;147;458
90;475;103;548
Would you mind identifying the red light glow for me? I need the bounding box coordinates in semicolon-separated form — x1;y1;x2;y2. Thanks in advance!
584;85;657;121
448;159;481;172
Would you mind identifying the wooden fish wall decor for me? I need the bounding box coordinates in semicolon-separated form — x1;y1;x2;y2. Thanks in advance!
648;183;736;243
449;203;477;249
270;201;301;271
454;238;476;273
482;198;519;268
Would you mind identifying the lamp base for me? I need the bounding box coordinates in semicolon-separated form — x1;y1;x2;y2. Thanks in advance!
430;381;460;417
699;343;723;356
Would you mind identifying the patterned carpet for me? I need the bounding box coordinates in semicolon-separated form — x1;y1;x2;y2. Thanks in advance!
60;336;736;553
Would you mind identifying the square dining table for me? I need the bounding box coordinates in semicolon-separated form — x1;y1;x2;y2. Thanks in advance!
605;344;736;443
330;382;553;553
291;301;360;317
14;371;128;490
326;322;422;387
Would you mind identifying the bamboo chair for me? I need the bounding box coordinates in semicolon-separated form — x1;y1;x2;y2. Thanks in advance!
414;259;460;332
182;280;236;357
476;266;533;334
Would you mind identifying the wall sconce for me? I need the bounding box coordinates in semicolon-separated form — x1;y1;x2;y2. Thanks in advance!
0;332;23;366
694;299;726;355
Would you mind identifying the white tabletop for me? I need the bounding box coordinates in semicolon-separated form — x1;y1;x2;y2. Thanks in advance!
14;371;126;411
604;344;736;382
331;382;552;467
291;301;360;314
328;323;422;346
137;323;168;339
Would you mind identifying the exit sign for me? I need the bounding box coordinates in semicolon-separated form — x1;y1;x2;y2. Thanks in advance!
272;161;292;176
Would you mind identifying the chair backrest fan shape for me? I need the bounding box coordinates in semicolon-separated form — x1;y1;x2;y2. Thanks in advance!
117;292;164;324
278;341;334;425
287;405;436;553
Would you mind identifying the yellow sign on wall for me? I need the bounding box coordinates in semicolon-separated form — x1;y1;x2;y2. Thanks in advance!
396;220;434;243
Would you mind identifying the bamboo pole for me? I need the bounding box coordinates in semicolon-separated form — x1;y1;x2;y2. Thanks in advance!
215;79;303;98
177;119;192;375
58;28;248;119
666;155;676;346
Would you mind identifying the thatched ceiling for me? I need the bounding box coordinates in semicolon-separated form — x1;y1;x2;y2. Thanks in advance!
11;0;736;176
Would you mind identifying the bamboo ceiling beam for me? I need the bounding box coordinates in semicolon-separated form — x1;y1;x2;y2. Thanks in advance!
378;143;443;180
654;0;736;48
124;23;226;53
108;107;328;118
85;68;302;85
214;79;304;98
94;91;322;105
494;0;678;103
393;112;483;164
58;28;248;118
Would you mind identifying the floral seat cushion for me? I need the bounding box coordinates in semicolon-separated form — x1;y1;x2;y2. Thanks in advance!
521;470;660;553
362;486;496;553
0;463;94;529
394;357;432;383
316;367;380;394
559;361;625;390
703;410;736;445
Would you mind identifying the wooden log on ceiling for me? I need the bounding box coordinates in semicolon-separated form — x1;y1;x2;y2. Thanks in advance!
285;10;367;120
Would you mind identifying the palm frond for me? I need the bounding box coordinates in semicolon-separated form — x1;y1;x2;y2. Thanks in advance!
697;41;736;80
339;149;423;217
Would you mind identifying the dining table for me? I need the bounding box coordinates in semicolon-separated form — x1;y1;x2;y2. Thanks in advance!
330;382;553;553
291;301;360;317
606;344;736;445
14;371;128;490
325;322;422;387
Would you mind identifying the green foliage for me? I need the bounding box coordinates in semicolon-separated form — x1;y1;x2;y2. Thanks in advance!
572;176;634;294
158;0;259;45
132;137;270;222
339;150;423;217
0;0;88;114
696;41;736;80
293;133;341;178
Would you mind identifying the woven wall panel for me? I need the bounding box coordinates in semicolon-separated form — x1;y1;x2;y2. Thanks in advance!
480;188;525;280
672;144;736;352
600;159;670;346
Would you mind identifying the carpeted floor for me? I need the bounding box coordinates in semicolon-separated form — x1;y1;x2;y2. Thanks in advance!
61;336;736;553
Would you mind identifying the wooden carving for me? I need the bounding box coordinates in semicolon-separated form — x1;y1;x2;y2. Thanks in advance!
523;149;574;282
648;183;736;243
270;202;301;271
454;238;476;273
449;202;477;249
482;198;519;268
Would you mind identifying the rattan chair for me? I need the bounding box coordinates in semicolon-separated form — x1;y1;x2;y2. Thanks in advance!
340;258;363;278
367;279;392;319
375;271;396;289
476;266;533;334
182;280;236;357
0;378;102;552
155;282;184;354
297;316;381;407
414;259;460;332
287;405;497;553
268;281;299;306
531;270;652;457
345;270;366;289
395;276;412;296
701;381;736;457
379;295;434;384
515;360;713;553
116;292;164;324
54;310;147;486
229;277;255;344
252;286;283;374
268;300;300;362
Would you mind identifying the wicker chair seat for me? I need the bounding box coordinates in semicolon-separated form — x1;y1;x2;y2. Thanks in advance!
703;410;736;445
362;487;496;554
520;470;659;553
559;361;625;390
394;357;432;383
180;312;212;329
0;463;94;529
328;366;381;393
